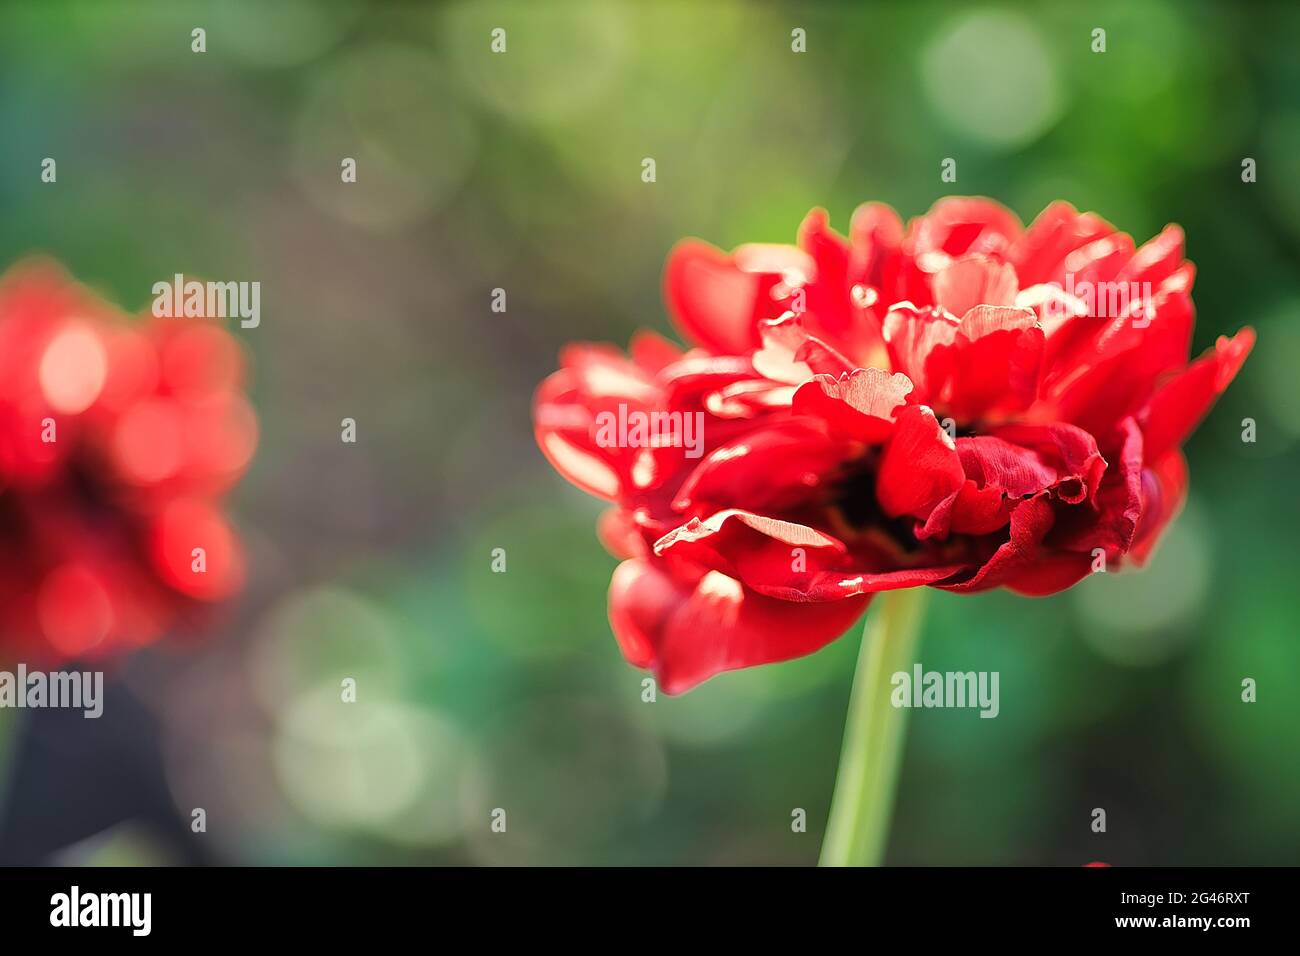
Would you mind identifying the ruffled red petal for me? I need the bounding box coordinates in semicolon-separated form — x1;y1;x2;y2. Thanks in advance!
791;367;912;442
1139;328;1254;461
876;405;964;520
608;557;869;693
663;240;810;354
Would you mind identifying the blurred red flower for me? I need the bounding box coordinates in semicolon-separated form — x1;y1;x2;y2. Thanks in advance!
534;198;1252;693
0;260;257;660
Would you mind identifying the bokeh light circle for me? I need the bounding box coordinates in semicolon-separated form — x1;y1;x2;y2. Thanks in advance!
921;10;1063;148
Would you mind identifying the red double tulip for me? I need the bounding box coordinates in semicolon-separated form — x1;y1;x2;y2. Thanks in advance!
0;261;257;660
534;198;1252;693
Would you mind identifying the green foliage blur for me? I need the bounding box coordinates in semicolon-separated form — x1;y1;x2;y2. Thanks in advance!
0;0;1297;865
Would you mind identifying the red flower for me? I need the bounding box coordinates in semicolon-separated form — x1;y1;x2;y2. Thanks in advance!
534;198;1252;693
0;261;257;660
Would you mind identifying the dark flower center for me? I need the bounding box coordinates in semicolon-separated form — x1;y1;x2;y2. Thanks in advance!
829;456;922;549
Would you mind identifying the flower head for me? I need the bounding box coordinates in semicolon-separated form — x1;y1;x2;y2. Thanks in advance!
0;261;257;660
534;198;1252;693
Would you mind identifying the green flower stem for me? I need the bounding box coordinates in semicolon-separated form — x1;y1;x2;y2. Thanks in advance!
819;587;929;867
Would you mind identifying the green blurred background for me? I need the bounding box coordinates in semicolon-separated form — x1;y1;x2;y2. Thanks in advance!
0;0;1297;865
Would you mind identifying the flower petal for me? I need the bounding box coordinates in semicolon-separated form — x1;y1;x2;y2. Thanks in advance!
945;305;1044;419
1139;328;1254;461
1010;201;1117;287
608;557;695;670
910;197;1023;270
533;369;624;501
849;201;906;290
629;330;684;375
982;421;1107;504
791;367;913;442
1045;268;1197;435
937;493;1057;593
881;303;960;402
1116;223;1185;288
1129;450;1188;565
876;405;964;519
1048;417;1143;558
663;239;811;354
751;312;855;384
609;557;870;693
672;419;856;515
956;436;1066;499
932;255;1019;317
